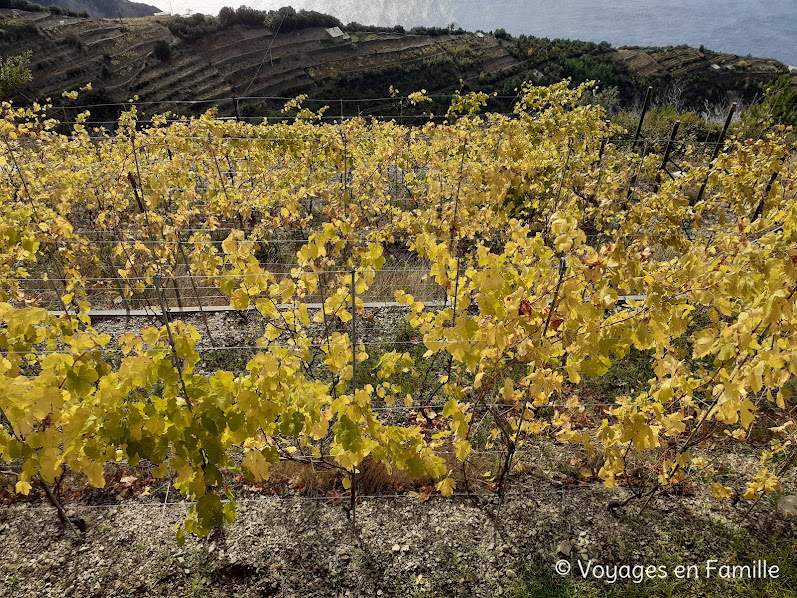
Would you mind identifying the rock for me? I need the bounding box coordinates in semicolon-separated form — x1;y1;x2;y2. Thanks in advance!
505;569;517;579
777;495;797;518
556;540;572;557
392;544;401;553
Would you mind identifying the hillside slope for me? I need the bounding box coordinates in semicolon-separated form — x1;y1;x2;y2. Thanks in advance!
33;0;160;18
0;10;789;120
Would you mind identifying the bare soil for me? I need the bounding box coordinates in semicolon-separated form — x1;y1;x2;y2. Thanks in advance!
1;479;795;597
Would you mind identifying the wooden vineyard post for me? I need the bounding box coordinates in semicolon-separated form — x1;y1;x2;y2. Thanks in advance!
654;120;681;192
694;102;737;205
598;119;611;162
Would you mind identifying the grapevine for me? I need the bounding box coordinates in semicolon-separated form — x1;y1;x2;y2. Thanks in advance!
0;82;794;542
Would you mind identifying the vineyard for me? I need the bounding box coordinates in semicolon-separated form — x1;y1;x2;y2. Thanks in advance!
1;81;796;596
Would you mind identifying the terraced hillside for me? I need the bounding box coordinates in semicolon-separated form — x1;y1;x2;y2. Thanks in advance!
2;12;236;108
1;11;526;117
619;46;784;78
0;9;791;119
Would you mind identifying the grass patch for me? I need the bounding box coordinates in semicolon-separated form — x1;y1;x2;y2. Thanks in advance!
509;522;797;598
508;557;580;598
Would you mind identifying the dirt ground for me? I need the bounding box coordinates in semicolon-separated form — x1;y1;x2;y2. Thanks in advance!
1;479;796;597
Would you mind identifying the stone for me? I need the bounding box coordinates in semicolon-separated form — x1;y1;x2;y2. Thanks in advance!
777;495;797;518
556;540;572;557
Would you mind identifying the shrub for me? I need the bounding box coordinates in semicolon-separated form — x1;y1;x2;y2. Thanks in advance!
60;30;82;49
0;17;39;41
264;7;342;32
167;13;220;41
153;40;172;62
0;50;32;99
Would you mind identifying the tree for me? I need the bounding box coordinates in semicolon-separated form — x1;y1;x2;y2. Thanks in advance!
0;51;32;99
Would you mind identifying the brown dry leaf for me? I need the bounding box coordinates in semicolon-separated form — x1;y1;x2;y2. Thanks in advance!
418;486;433;503
519;298;533;317
119;475;137;486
